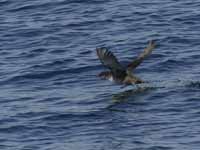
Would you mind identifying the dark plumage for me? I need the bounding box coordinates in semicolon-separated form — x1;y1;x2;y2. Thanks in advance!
96;40;156;85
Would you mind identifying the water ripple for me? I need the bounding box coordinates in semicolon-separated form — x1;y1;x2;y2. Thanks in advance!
1;0;200;150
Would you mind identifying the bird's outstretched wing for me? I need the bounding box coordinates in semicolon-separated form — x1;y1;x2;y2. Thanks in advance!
96;48;126;77
127;40;156;71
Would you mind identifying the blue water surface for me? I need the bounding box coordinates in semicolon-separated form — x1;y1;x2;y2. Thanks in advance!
1;0;200;149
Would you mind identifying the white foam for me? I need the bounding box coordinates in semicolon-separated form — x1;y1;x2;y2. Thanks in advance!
108;76;114;82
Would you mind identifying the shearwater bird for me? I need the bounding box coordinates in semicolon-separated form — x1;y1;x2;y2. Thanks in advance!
96;40;156;85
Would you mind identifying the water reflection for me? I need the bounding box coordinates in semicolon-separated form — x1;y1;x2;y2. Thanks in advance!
105;86;156;111
110;79;200;105
113;86;155;102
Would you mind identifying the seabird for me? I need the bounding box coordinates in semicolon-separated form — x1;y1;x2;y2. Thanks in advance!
96;40;156;85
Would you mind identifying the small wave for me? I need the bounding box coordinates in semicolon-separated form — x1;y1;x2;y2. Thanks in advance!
2;65;98;85
42;111;103;122
0;0;11;5
7;1;56;13
186;81;200;89
29;58;76;69
0;125;32;133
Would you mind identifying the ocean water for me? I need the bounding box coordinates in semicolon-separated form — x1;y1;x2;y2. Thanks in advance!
1;0;200;149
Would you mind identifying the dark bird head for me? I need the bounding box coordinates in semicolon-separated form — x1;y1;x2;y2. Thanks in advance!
98;71;112;80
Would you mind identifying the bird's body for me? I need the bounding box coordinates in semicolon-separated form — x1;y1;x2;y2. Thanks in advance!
96;40;156;85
